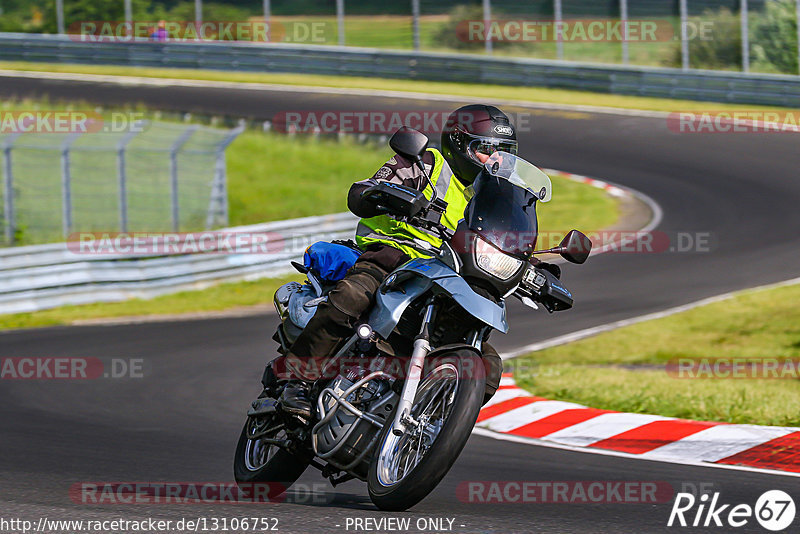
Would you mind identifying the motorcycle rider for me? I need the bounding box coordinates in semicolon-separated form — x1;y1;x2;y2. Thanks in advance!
278;104;522;418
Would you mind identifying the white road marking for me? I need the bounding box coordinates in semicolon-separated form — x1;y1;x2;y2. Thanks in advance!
0;68;673;119
501;275;800;361
4;67;798;137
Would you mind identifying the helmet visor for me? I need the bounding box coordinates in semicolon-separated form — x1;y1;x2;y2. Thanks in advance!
467;136;519;164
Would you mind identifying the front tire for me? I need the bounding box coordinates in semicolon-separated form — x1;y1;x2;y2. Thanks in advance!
367;351;485;511
233;414;309;500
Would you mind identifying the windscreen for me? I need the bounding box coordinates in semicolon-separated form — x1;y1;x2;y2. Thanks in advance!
465;173;539;258
482;151;552;202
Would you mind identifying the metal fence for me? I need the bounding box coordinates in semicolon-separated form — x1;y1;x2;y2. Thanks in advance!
34;0;800;75
0;120;242;246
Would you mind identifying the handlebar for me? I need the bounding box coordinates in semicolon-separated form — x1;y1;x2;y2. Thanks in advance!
516;266;574;313
361;183;452;242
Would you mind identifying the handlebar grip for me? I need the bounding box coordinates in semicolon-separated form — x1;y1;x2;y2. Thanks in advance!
361;182;429;218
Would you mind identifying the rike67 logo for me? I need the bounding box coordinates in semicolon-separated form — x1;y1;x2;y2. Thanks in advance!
668;490;795;531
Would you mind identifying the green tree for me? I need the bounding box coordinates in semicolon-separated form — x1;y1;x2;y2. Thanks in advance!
39;0;153;33
665;8;742;70
434;4;485;51
434;4;526;52
752;0;799;74
165;2;253;22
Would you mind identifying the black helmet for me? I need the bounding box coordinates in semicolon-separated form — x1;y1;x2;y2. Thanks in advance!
441;104;518;185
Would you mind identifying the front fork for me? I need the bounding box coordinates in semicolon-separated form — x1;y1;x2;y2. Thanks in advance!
390;302;436;436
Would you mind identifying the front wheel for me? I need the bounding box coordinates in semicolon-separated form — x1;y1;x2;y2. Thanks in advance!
233;412;309;500
367;351;485;511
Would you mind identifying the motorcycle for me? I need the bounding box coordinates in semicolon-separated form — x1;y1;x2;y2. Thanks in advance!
233;127;592;511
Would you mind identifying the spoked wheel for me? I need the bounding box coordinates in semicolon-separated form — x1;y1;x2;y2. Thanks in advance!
242;417;288;471
233;412;309;500
367;351;485;511
374;363;458;485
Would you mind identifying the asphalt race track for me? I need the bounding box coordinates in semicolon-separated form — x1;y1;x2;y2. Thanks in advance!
1;74;799;533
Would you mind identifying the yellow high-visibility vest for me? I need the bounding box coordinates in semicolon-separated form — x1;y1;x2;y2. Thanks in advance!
356;148;468;259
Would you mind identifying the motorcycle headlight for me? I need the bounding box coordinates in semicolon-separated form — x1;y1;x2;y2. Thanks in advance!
474;237;523;280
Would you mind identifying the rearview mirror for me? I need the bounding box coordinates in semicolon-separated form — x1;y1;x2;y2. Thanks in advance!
559;230;592;264
389;127;429;163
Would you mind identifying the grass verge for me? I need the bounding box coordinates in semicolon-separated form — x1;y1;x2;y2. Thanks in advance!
512;282;800;426
226;130;392;224
228;129;619;229
0;61;794;114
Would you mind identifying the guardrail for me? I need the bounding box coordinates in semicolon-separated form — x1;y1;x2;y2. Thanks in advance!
0;168;643;316
0;212;358;315
1;33;799;107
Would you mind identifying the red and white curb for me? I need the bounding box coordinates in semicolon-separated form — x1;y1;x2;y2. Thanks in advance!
544;168;628;199
543;168;665;256
476;374;800;475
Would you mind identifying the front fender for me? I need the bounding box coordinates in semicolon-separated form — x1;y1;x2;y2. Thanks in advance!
368;258;509;338
368;274;432;338
431;276;509;334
